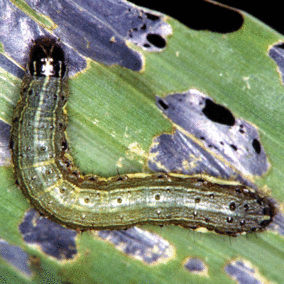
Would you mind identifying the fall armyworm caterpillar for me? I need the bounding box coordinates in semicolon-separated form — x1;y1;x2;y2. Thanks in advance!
10;38;275;236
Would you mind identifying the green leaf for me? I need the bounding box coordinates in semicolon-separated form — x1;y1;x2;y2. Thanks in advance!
0;1;283;283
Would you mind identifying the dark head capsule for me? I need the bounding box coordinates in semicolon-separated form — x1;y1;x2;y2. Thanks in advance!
28;38;67;78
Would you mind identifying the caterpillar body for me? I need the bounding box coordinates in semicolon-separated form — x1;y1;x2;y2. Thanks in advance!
10;38;275;236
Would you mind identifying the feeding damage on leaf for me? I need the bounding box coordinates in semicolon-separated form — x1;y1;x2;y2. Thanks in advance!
184;257;208;276
95;227;175;265
225;259;269;284
0;239;33;277
149;89;269;186
126;8;171;51
1;0;171;75
269;43;284;85
19;210;77;260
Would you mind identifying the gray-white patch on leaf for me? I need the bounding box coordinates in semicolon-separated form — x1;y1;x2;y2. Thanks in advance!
149;89;269;184
0;238;33;277
269;42;284;85
2;0;171;72
95;227;175;265
19;209;77;260
126;8;171;51
184;257;208;276
225;259;268;284
0;120;11;166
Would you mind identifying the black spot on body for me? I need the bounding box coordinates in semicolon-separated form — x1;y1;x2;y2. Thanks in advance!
259;220;270;227
227;217;233;223
72;170;79;177
235;188;242;194
202;99;235;126
88;176;96;181
155;194;161;201
12;117;19;124
9;139;14;150
40;146;47;152
61;139;68;151
195;197;201;203
225;231;235;236
262;207;271;216
60;187;66;193
229;202;236;211
64;160;71;168
157;174;166;179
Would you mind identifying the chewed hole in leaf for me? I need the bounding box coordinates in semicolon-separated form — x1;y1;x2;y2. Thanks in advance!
146;33;166;48
202;99;235;126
